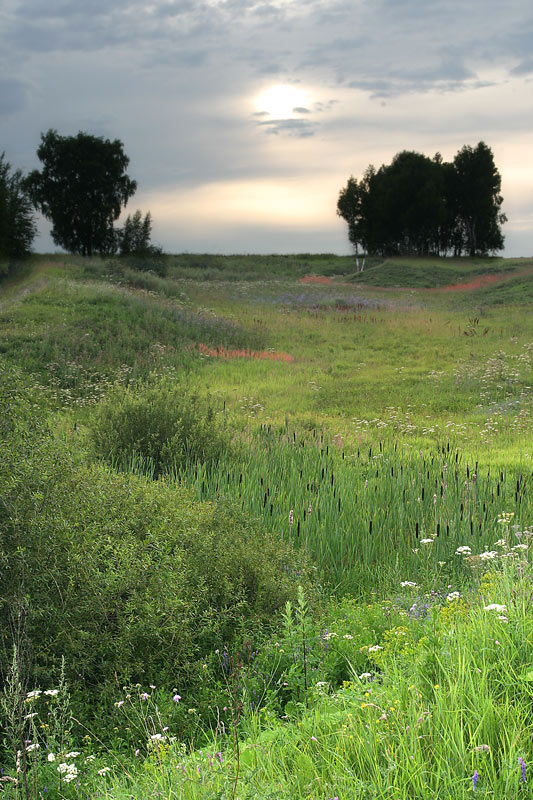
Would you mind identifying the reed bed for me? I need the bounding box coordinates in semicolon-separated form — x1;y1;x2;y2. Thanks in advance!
160;428;533;595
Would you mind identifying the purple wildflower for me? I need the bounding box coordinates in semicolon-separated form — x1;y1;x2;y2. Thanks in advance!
519;758;526;783
472;770;479;790
173;694;181;703
215;752;223;763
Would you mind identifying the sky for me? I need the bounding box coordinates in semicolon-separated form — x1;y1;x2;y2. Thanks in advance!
2;0;533;256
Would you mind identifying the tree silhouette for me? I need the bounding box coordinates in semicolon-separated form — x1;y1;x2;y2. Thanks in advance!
26;130;137;256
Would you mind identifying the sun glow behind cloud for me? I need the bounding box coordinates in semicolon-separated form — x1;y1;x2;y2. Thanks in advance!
254;84;310;118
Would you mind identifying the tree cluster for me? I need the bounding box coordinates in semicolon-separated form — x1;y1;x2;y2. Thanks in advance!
337;142;506;258
0;153;37;268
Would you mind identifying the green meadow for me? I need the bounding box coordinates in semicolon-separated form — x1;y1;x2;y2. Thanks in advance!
1;253;532;799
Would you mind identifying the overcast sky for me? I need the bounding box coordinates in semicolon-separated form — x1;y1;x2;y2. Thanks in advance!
2;0;533;255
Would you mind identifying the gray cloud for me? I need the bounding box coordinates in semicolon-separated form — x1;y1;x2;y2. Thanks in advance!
257;118;317;137
0;78;30;115
1;0;533;254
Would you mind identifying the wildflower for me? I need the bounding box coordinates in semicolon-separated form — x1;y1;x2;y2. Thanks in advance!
26;690;42;700
401;581;417;588
311;736;318;742
150;733;163;741
447;592;461;602
116;700;124;708
84;755;95;763
141;693;150;700
479;551;498;561
48;753;56;762
57;763;78;783
173;694;181;702
98;766;111;776
215;751;223;763
455;546;472;555
43;689;59;697
484;604;507;613
519;757;526;783
472;769;479;790
494;539;506;548
368;645;383;652
149;684;156;689
343;634;353;640
65;752;80;759
420;538;433;545
289;509;294;527
474;744;490;752
512;544;528;551
26;743;39;753
24;713;38;720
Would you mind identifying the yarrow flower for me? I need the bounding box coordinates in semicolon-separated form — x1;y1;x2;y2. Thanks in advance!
368;645;383;652
455;546;472;555
98;766;111;776
484;604;507;613
479;551;498;561
401;581;417;588
26;690;42;700
57;763;78;783
44;689;59;697
420;538;434;545
446;592;461;602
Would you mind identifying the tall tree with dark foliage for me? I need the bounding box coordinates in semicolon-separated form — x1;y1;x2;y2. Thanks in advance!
0;153;37;267
26;130;137;257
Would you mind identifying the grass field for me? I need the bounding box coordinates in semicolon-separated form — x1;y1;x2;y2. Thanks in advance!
1;253;532;799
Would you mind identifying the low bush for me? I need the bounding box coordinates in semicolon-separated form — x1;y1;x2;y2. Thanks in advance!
89;376;232;476
0;370;310;703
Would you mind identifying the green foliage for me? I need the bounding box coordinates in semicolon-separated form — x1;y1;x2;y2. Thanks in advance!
26;129;137;256
117;209;166;275
0;152;37;271
89;376;232;475
0;370;307;699
339;142;506;257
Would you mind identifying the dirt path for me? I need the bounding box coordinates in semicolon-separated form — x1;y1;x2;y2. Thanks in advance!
300;266;533;292
437;267;533;292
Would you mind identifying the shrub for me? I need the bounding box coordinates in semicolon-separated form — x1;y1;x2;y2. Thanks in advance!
89;376;231;476
0;373;309;697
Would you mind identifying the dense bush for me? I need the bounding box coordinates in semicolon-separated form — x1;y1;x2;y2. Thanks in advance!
0;368;310;696
89;376;232;476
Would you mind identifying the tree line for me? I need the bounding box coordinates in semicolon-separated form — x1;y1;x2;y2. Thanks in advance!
0;129;160;276
337;142;506;258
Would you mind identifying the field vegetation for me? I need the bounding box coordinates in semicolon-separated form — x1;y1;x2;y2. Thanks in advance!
1;253;532;799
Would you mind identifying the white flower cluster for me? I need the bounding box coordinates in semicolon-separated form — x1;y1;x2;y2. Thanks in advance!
57;762;78;783
446;591;461;602
401;581;418;588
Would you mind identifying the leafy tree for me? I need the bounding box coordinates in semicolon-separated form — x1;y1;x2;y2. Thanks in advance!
118;209;153;256
336;168;373;267
452;141;506;256
26;130;137;257
338;143;506;257
0;153;37;269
